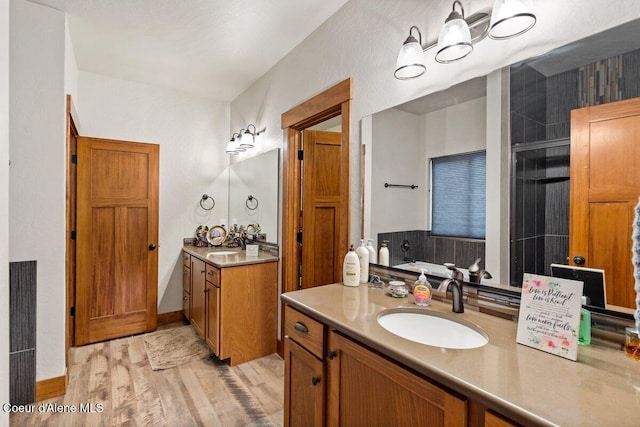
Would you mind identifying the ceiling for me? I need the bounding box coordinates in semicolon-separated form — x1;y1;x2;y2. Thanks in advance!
394;76;487;116
30;0;349;101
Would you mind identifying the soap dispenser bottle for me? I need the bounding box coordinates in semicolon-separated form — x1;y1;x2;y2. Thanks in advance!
366;239;377;264
355;239;370;284
379;240;390;267
343;245;360;287
579;296;591;345
413;269;433;306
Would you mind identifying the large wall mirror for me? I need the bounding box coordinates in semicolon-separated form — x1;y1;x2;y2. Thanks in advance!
363;18;640;316
228;148;279;244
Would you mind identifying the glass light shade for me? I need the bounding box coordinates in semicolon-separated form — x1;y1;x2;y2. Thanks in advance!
394;36;426;80
435;17;473;63
239;129;254;148
226;139;240;155
488;0;536;39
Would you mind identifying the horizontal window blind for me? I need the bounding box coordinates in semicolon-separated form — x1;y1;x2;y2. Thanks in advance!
431;151;486;239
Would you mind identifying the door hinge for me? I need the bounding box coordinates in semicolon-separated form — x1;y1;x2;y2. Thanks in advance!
296;231;302;244
297;150;303;161
70;306;75;316
71;230;76;240
71;154;77;164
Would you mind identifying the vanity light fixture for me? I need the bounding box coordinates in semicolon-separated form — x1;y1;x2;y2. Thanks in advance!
394;0;536;79
488;0;536;40
226;132;245;155
435;1;473;63
395;26;427;80
226;124;265;155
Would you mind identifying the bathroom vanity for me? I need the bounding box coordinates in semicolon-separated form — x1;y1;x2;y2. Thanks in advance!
183;245;278;366
282;283;640;427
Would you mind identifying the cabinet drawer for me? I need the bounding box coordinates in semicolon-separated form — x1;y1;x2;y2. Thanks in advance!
206;264;220;285
285;305;325;359
182;251;190;267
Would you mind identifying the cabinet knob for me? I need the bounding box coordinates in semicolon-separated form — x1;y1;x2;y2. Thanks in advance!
183;295;188;301
327;350;337;360
207;270;213;275
294;322;309;333
184;269;189;275
311;377;321;386
149;243;157;250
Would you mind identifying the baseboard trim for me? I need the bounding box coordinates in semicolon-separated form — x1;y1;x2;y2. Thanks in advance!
157;310;185;325
36;372;66;402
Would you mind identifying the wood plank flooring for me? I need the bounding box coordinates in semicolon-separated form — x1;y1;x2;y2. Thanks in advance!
10;323;284;426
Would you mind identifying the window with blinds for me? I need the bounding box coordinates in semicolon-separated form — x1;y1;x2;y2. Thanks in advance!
430;151;486;239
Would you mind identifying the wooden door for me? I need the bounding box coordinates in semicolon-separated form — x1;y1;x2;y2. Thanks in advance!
326;331;467;427
284;337;325;427
76;137;159;345
570;97;640;309
281;78;352;299
301;130;346;289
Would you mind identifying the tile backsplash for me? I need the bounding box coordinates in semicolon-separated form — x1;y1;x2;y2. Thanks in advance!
377;230;485;271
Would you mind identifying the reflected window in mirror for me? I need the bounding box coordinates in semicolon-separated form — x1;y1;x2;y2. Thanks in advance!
431;150;486;240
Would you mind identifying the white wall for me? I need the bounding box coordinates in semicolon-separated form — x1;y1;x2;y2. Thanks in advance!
77;71;230;314
370;108;426;235
1;0;10;423
64;16;79;105
10;0;66;382
231;0;640;249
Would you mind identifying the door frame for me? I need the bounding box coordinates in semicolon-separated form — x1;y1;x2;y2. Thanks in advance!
65;95;79;368
279;78;352;352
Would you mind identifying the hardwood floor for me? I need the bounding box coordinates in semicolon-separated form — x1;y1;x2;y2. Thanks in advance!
11;323;284;426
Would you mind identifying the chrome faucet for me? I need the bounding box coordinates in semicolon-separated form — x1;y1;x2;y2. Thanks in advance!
233;234;246;250
438;263;464;313
467;258;492;284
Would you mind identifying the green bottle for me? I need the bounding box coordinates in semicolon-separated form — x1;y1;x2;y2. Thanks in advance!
578;296;591;346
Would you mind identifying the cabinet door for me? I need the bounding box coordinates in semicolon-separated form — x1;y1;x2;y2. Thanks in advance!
327;331;466;427
485;410;519;427
183;290;190;321
284;337;325;427
182;262;191;320
190;257;206;338
205;282;220;356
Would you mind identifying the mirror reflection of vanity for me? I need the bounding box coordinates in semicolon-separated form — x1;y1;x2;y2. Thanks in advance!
228;148;279;244
363;18;640;316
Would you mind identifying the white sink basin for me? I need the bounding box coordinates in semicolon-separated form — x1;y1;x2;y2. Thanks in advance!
377;309;488;349
206;250;240;257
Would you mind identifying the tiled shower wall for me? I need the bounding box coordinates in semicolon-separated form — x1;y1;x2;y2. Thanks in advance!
378;230;485;271
9;261;36;405
509;48;640;286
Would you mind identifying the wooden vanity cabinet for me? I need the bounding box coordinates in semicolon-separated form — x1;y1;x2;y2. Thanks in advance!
183;249;278;365
326;330;467;427
190;257;206;338
182;253;191;320
284;306;327;427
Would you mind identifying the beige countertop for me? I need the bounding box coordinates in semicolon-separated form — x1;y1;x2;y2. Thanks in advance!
281;283;640;427
183;245;278;267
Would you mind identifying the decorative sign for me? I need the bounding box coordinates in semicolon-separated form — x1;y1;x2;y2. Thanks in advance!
516;273;584;361
245;244;260;257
